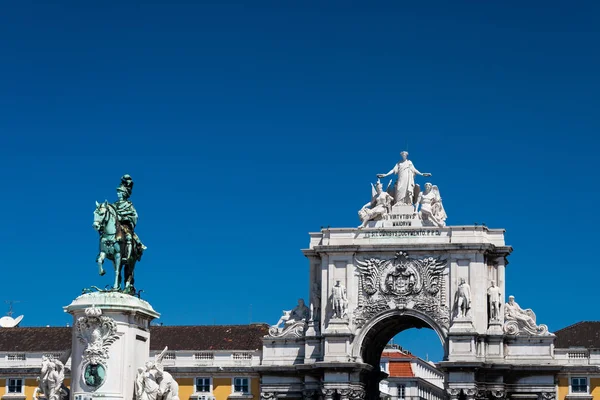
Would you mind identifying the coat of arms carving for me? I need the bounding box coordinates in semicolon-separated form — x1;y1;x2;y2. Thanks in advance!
354;252;449;329
75;305;120;366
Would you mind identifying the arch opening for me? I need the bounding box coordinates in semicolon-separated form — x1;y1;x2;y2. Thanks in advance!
353;310;448;400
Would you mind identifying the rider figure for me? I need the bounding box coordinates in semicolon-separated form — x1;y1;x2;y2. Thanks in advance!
113;174;147;260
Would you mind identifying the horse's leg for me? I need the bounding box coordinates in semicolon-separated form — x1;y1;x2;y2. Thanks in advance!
96;252;106;276
114;251;122;290
124;260;135;292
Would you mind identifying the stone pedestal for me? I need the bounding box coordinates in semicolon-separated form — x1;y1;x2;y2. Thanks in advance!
64;292;160;400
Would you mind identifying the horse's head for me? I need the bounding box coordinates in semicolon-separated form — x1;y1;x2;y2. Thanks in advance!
93;201;109;232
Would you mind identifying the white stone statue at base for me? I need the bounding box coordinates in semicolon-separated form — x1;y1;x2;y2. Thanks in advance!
135;347;180;400
331;280;348;319
39;356;66;400
358;179;394;228
415;183;447;227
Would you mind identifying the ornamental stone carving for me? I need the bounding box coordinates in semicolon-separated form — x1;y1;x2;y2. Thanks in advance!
503;295;549;335
541;392;556;400
489;390;506;399
39;354;69;400
447;389;462;400
354;252;449;329
464;388;478;400
261;392;277;400
349;388;366;400
269;299;309;338
76;306;120;366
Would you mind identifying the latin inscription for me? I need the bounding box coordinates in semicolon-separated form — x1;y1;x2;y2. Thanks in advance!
363;229;442;238
383;213;417;227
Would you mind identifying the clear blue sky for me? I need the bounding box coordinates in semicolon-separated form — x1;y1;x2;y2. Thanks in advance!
1;1;599;361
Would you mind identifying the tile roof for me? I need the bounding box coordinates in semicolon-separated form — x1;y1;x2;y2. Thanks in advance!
554;321;600;349
388;361;414;378
382;351;415;359
149;324;269;351
0;324;270;352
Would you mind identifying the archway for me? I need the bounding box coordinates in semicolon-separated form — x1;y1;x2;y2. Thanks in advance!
352;309;448;400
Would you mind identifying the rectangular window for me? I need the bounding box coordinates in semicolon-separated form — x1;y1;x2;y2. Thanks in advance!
7;354;26;361
194;353;214;360
398;385;406;400
7;378;23;393
195;378;211;393
232;353;252;360
571;377;587;393
233;377;249;394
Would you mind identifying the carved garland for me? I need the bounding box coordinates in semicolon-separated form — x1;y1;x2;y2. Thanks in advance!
354;252;449;330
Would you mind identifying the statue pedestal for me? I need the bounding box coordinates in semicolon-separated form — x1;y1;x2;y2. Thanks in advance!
487;320;504;335
449;316;475;333
64;292;160;400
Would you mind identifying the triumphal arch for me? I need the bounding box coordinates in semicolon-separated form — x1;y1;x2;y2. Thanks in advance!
260;152;556;400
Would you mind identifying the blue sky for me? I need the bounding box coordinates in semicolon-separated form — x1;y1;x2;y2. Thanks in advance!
1;1;599;361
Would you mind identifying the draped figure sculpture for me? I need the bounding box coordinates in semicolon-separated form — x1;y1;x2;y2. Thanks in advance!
415;183;447;227
358;179;394;228
135;347;180;400
377;151;431;205
39;355;68;400
503;295;549;335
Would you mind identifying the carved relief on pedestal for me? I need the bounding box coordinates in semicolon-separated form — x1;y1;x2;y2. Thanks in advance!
503;296;550;336
75;306;120;389
541;392;556;400
489;390;506;400
354;252;449;329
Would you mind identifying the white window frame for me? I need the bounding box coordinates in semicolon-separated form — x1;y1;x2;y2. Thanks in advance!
6;378;24;394
194;377;213;394
231;377;251;395
570;377;589;395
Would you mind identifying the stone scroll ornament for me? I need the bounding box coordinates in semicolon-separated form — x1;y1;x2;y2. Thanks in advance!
354;252;450;329
75;306;120;388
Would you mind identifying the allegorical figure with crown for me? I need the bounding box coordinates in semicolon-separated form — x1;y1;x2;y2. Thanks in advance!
93;174;147;293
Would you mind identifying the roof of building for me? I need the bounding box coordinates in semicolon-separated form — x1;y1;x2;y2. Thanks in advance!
554;321;600;349
0;324;270;352
381;351;415;360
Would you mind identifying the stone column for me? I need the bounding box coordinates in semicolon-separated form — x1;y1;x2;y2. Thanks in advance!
65;291;159;400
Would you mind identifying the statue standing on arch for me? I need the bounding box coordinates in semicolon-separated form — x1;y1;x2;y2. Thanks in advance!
455;278;471;318
377;151;431;205
93;174;147;293
487;281;502;322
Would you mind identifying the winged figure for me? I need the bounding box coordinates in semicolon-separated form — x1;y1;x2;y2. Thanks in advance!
136;347;180;400
358;179;394;229
415;183;447;227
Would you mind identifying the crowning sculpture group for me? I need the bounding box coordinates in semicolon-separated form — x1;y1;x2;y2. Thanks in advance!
358;151;447;229
269;151;549;338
